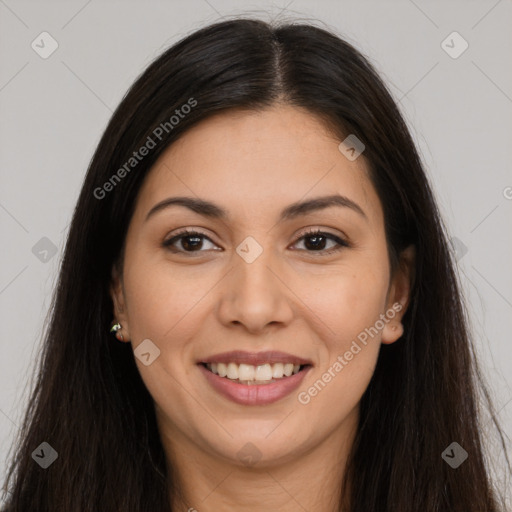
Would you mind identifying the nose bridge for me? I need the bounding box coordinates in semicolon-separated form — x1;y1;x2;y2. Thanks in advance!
217;234;293;331
233;235;281;298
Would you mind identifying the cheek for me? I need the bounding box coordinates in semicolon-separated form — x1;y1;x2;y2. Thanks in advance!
296;271;388;418
120;256;209;422
123;249;208;343
124;277;174;341
304;266;389;348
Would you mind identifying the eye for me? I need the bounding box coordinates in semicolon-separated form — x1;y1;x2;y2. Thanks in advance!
291;228;349;255
163;228;349;255
162;229;218;254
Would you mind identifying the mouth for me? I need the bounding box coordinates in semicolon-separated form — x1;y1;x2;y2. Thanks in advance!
197;351;313;405
199;361;311;385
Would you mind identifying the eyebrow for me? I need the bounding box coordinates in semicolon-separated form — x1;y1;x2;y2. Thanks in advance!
144;194;367;223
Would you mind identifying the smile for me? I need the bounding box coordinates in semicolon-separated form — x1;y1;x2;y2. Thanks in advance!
198;352;313;405
203;362;305;384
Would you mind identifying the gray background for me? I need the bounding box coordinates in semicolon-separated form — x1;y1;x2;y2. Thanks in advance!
1;0;511;504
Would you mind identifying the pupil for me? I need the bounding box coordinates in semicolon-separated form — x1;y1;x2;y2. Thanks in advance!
183;235;202;250
305;235;325;250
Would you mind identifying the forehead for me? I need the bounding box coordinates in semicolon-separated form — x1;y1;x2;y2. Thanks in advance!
133;105;382;226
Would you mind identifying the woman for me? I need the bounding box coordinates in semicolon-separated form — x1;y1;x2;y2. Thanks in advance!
2;17;508;511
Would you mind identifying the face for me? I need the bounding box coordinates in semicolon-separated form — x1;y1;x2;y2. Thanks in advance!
110;104;413;471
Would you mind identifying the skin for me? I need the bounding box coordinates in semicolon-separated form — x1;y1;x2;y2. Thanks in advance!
110;104;414;511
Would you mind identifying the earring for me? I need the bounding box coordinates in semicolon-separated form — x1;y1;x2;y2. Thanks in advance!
110;322;121;333
110;322;124;341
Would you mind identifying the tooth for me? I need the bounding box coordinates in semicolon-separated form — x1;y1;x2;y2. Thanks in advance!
217;362;227;377
209;361;304;381
272;363;284;378
227;362;239;380
238;363;255;381
255;364;272;381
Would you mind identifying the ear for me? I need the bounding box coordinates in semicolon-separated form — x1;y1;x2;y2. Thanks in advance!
110;263;130;342
381;245;415;344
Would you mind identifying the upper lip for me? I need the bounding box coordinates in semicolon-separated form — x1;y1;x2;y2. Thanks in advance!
199;350;313;367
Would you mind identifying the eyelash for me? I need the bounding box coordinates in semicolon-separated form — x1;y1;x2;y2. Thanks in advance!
162;228;350;256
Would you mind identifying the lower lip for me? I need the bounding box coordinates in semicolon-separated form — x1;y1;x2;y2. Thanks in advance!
198;363;312;406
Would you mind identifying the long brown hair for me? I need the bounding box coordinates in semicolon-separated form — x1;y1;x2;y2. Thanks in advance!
2;18;509;511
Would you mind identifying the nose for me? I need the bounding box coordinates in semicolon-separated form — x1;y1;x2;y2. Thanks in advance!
216;245;294;334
